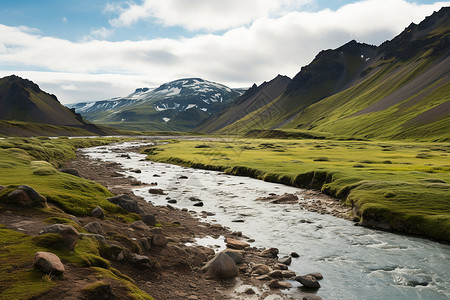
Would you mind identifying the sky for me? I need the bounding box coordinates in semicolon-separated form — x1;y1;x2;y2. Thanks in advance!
0;0;448;104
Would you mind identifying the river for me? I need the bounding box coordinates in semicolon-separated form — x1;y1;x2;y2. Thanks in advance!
83;141;450;300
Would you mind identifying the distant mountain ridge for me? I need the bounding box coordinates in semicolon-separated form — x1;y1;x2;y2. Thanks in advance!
68;78;244;131
204;7;449;141
0;75;120;136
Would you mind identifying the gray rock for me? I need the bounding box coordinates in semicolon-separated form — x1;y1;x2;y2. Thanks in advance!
40;224;79;250
130;220;150;231
84;221;106;235
7;185;47;207
131;169;142;173
193;202;204;207
34;252;65;274
274;263;288;270
222;249;244;264
291;252;300;258
295;275;321;288
107;194;143;214
130;253;152;268
244;288;255;295
278;256;292;266
202;252;238;279
142;214;157;227
167;199;177;204
256;275;272;281
58;168;80;177
152;234;168;247
91;206;104;218
79;233;107;244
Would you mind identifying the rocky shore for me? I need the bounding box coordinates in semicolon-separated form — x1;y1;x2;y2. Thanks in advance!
58;150;329;300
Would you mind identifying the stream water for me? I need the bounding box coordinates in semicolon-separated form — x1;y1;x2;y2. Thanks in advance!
83;141;450;300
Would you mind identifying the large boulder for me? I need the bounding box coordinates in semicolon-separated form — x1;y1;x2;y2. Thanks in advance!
6;185;47;207
295;275;321;288
40;224;79;250
33;252;65;274
106;194;143;214
202;252;238;279
222;249;244;264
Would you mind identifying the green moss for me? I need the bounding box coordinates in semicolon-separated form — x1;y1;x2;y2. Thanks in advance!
145;138;450;241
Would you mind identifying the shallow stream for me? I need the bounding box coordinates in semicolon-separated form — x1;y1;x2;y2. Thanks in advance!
83;141;450;300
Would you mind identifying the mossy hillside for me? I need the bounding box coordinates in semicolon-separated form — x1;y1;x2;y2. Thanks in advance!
0;226;150;300
145;139;450;241
284;54;449;141
0;137;141;218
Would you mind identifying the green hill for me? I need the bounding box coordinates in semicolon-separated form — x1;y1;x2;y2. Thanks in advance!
213;7;449;141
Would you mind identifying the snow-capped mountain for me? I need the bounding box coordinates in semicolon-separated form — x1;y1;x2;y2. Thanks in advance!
66;78;244;131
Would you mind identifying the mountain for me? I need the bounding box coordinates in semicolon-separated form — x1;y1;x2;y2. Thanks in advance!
195;74;291;133
208;7;449;141
0;75;116;136
68;78;243;131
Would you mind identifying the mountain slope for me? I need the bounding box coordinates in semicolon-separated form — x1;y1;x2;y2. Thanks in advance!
217;40;377;134
284;6;450;141
213;7;449;141
195;74;291;133
69;78;243;131
0;75;116;136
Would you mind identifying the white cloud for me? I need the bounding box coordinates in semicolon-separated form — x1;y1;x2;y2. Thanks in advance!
88;27;115;40
60;84;78;91
108;0;312;31
0;0;448;103
62;16;68;23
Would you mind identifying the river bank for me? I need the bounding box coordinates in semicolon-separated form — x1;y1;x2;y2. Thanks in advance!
80;140;450;300
63;150;313;300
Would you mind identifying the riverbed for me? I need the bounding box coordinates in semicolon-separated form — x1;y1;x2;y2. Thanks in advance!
83;141;450;300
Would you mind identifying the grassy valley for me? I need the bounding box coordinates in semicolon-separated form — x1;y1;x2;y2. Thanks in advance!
143;138;450;241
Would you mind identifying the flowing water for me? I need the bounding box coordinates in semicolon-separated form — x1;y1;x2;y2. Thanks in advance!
83;141;450;300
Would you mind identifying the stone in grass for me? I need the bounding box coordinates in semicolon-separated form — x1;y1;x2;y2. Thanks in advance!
107;194;143;214
142;214;157;227
40;224;79;250
33;252;65;274
82;281;116;300
202;252;238;279
295;275;321;288
58;168;80;177
7;185;47;208
91;206;104;218
84;221;106;235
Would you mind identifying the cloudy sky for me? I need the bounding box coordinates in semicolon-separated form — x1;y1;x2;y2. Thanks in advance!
0;0;448;104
